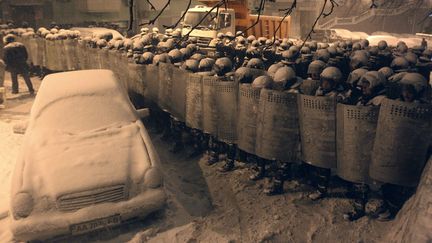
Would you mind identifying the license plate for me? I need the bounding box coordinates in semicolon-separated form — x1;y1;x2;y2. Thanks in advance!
70;214;121;235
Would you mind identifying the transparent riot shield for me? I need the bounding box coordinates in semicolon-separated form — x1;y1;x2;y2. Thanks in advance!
298;94;337;169
171;68;188;122
370;98;432;186
44;40;56;70
55;40;66;71
99;48;110;70
202;76;219;136
36;38;46;68
144;64;160;103
127;62;141;93
63;39;77;70
215;80;238;143
336;104;380;183
185;74;203;130
28;37;39;66
158;63;174;112
237;84;261;154
256;90;299;162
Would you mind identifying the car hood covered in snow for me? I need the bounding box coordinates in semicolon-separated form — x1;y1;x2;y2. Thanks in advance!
23;122;150;198
13;70;152;200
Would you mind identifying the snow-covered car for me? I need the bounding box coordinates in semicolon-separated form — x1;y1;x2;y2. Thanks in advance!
9;70;166;241
70;27;124;40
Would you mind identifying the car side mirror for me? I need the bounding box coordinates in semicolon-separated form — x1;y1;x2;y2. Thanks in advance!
136;108;150;119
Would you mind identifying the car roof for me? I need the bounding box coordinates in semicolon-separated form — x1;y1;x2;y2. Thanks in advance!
70;27;123;39
31;70;131;117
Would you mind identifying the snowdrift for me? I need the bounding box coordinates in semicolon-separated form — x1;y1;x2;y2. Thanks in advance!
386;156;432;242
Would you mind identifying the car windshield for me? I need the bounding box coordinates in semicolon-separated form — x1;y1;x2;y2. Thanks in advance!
34;95;136;132
183;11;218;30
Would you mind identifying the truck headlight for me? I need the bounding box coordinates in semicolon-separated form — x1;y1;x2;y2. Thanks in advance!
143;167;163;189
12;192;34;219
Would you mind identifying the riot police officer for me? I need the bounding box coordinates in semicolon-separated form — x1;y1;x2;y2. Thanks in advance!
309;67;346;200
264;66;302;195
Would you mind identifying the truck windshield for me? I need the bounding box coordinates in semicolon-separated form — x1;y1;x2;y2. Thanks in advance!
184;11;218;30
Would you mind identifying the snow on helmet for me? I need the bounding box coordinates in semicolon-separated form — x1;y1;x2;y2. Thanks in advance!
378;40;388;51
390;56;410;71
307;60;326;76
190;53;204;61
301;46;311;55
400;72;428;95
273;66;297;91
267;62;285;78
246;58;264;69
198;58;215;72
347;68;368;86
247;35;256;43
404;52;418;66
315;49;330;63
252;75;273;89
214;57;233;75
96;39;108;48
358;71;386;91
141;52;154;64
152;27;159;33
378;67;394;80
182;59;199;73
180;47;192;59
153;53;171;65
168;49;183;63
320;66;343;84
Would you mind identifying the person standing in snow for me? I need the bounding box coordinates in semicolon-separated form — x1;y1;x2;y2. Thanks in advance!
2;34;34;94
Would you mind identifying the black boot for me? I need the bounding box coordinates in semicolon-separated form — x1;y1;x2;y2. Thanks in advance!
169;119;184;153
308;167;330;201
219;143;236;172
249;156;266;181
343;183;369;221
264;179;284;196
206;136;220;165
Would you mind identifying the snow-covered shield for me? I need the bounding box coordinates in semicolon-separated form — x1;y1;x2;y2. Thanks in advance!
370;98;432;186
64;39;78;70
336;104;379;183
127;63;143;93
215;80;238;143
158;63;174;112
202;76;219;136
170;68;188;122
237;84;261;154
144;64;159;103
298;95;337;169
185;74;203;130
45;40;59;71
36;38;45;68
255;90;299;162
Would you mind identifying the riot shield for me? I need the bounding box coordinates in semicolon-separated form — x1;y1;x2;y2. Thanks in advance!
336;104;379;184
215;81;238;143
144;64;159;103
64;39;77;70
127;62;144;94
36;38;45;68
157;63;174;112
45;40;57;71
202;76;219;136
298;95;337;169
237;84;261;154
28;37;40;66
185;74;203;130
256;90;299;162
99;48;110;70
55;40;66;71
370;98;432;186
170;68;188;122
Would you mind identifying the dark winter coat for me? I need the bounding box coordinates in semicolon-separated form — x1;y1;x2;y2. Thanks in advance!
3;42;29;73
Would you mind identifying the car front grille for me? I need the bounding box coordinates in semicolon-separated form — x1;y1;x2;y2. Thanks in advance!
58;185;127;212
196;37;212;47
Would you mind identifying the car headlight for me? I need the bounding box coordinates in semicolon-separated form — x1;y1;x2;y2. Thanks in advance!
12;192;34;219
143;167;163;189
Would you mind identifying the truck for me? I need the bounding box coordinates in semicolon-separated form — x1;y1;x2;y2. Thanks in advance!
181;0;291;47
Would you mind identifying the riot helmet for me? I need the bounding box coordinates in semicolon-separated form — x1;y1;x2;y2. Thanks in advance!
214;57;233;76
307;60;326;80
198;58;215;72
252;75;273;89
273;66;298;91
